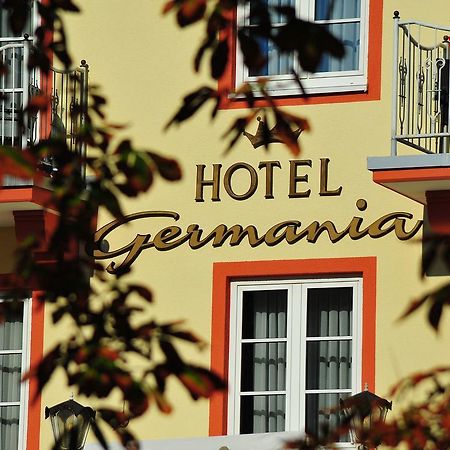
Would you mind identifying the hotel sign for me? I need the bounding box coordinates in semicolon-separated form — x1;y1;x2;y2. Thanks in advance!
92;159;422;274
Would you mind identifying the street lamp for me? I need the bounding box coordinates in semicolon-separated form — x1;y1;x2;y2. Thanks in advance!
340;386;392;450
45;398;95;450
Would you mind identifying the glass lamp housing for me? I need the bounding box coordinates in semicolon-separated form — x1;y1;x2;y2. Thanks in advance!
340;389;392;445
45;399;95;450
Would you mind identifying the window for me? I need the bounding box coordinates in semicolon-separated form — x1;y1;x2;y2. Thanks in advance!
0;1;35;39
0;299;30;450
227;278;361;440
209;257;377;446
0;1;36;148
235;0;369;96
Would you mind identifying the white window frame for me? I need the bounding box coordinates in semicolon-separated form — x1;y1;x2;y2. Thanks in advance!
228;277;362;446
235;0;369;96
0;0;37;42
0;297;32;450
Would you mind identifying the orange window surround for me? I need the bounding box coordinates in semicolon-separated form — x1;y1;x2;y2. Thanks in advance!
209;257;377;436
218;1;383;109
27;291;45;450
0;287;45;450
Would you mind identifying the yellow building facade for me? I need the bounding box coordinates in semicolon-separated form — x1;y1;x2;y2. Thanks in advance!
2;1;450;449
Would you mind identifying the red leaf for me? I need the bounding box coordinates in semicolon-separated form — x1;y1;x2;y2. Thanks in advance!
162;0;176;14
177;0;207;27
148;152;182;181
153;390;173;414
0;148;40;181
26;94;51;113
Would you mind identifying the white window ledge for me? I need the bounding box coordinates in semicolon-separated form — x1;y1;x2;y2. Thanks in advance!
85;432;356;450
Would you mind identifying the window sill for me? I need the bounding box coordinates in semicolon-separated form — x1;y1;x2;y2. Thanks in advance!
219;86;377;109
83;432;357;450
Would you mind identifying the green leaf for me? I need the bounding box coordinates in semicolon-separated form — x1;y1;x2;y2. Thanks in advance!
178;365;226;399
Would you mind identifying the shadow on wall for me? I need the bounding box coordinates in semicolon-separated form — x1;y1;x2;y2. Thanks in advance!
422;207;450;277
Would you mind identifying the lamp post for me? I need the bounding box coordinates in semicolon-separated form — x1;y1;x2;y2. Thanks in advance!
45;398;95;450
340;386;392;450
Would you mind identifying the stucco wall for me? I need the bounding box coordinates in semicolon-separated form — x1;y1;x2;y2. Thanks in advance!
36;1;450;447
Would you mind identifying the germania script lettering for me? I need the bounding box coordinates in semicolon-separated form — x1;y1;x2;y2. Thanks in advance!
91;199;422;274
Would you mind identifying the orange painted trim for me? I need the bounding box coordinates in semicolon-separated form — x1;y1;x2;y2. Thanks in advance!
0;186;53;208
209;257;377;436
27;291;45;450
39;68;53;143
373;167;450;184
0;286;44;450
218;1;383;109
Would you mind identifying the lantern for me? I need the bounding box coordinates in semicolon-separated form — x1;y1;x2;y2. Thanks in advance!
340;386;392;449
45;399;95;450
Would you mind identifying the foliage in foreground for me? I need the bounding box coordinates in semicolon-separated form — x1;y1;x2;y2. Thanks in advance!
1;0;450;449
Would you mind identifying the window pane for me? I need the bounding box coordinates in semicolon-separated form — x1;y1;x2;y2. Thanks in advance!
0;303;23;351
0;3;33;38
242;290;287;339
0;46;25;89
316;23;360;72
247;34;293;77
315;0;361;21
307;287;352;337
240;395;285;433
306;340;352;389
249;0;295;26
0;406;20;449
305;393;349;441
0;354;22;402
241;342;286;392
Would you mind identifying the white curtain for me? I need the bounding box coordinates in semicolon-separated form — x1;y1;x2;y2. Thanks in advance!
241;290;287;434
315;0;360;20
305;287;352;440
0;406;20;449
0;304;23;449
248;34;293;77
248;0;295;77
315;0;361;73
305;393;349;441
0;354;22;402
248;0;361;76
317;23;360;73
0;310;23;350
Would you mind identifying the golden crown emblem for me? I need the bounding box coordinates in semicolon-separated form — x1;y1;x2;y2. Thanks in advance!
243;116;302;149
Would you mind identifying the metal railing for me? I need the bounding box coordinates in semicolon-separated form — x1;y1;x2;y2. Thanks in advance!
392;13;450;156
0;35;88;185
39;60;89;180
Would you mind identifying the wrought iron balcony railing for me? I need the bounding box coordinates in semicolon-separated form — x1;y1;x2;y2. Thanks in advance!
392;13;450;156
0;35;88;186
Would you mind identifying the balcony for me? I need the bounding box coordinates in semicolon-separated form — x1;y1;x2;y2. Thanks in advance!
368;14;450;209
0;34;88;227
0;35;88;187
368;13;450;235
